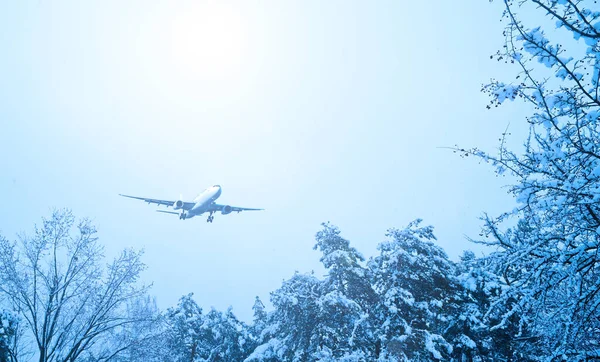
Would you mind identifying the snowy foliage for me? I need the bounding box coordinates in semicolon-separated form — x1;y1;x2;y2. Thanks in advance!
314;223;379;358
466;0;600;360
251;296;268;342
369;220;458;361
453;251;538;361
246;221;491;362
164;293;252;362
246;272;325;361
0;309;17;362
247;272;372;361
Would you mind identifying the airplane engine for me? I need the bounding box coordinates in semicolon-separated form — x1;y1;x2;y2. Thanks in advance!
173;200;184;210
221;205;232;215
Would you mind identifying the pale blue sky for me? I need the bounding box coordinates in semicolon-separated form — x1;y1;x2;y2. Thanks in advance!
1;0;532;321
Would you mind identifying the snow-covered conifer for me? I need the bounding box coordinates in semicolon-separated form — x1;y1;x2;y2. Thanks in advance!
165;293;251;361
368;220;459;361
0;309;17;362
314;223;379;358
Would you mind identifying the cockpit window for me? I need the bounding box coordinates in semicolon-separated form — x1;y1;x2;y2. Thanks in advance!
213;185;220;188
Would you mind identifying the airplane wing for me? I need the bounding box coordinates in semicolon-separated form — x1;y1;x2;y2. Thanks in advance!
119;194;195;210
209;203;264;213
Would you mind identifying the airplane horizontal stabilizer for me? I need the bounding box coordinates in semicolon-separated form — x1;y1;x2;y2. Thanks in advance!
156;210;179;215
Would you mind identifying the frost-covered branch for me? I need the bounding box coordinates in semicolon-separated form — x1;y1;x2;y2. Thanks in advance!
0;210;157;362
472;0;600;358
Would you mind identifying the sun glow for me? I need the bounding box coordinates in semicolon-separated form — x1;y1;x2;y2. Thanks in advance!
168;2;247;83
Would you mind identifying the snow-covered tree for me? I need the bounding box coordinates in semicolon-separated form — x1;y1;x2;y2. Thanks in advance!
314;223;378;310
198;307;252;361
313;223;379;359
247;222;491;361
0;309;17;362
106;296;164;362
245;272;324;361
247;224;382;361
165;293;251;362
250;296;268;348
446;252;489;362
368;220;459;361
164;293;204;361
252;297;267;329
0;209;155;362
463;0;600;359
452;251;536;362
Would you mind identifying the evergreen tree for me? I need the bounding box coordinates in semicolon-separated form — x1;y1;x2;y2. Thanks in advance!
165;293;251;362
313;223;379;359
0;310;16;362
247;224;381;361
251;296;268;343
164;293;205;362
246;272;324;361
369;220;459;361
196;307;252;361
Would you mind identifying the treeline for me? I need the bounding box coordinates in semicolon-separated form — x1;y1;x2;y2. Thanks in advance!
1;208;597;361
152;221;525;361
0;214;530;362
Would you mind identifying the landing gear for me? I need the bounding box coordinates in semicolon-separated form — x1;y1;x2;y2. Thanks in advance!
179;212;186;220
207;213;214;223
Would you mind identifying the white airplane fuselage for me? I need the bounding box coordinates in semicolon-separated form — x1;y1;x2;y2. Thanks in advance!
119;184;262;222
178;185;222;219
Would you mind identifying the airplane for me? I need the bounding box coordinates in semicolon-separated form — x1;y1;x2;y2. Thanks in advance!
119;185;263;222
